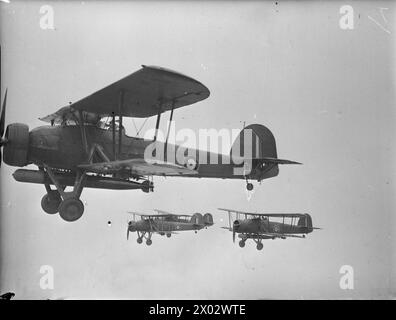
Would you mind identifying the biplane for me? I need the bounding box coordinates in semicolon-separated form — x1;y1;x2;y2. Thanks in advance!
0;65;300;222
126;209;214;245
219;208;320;250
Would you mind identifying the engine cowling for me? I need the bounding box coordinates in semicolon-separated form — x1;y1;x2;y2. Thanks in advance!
203;213;213;226
233;220;241;231
3;123;29;167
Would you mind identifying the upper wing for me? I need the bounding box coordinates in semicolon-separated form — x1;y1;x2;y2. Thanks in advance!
40;65;210;123
154;209;176;216
127;211;152;216
218;208;306;218
128;212;172;218
154;209;191;218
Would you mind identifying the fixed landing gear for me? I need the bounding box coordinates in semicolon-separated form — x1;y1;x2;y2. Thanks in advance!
166;233;171;238
239;235;264;250
238;237;263;250
41;190;61;214
136;231;153;246
246;182;254;191
253;238;263;251
141;179;154;193
41;166;86;222
58;198;84;222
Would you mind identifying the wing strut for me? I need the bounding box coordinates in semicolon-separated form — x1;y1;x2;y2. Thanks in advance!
153;104;162;142
118;90;125;157
78;110;89;156
112;112;116;160
164;101;175;162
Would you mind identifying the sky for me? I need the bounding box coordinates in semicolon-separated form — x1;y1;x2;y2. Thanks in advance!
0;0;395;299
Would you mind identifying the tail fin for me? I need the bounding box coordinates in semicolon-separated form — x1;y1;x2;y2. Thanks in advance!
203;213;214;226
297;214;319;233
297;214;312;228
190;213;203;225
230;124;278;159
230;124;301;179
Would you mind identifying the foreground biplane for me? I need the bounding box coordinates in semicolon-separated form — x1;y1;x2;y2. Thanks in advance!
0;65;300;222
126;209;214;245
219;208;320;250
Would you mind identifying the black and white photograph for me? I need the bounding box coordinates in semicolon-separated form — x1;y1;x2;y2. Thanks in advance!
0;0;395;303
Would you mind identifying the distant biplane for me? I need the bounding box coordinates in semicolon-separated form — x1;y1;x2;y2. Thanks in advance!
0;65;300;222
126;209;214;245
219;208;320;250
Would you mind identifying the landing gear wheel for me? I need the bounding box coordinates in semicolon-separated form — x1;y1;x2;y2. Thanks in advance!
166;233;171;238
246;183;254;191
256;243;263;251
146;239;152;246
137;238;143;244
239;240;246;248
59;198;84;222
141;180;154;193
41;191;61;214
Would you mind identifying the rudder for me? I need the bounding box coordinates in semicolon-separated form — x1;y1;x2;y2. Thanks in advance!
230;124;278;159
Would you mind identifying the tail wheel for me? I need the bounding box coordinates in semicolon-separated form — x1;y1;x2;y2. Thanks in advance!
185;156;198;170
41;191;61;214
59;198;84;222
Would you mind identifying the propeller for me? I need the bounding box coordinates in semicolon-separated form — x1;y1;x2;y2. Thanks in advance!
232;220;240;243
127;221;131;240
0;89;8;166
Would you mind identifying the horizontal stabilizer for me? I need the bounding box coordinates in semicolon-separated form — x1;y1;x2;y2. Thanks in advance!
257;157;302;165
232;157;302;165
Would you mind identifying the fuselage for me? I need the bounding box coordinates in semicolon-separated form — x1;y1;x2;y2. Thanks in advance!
235;218;313;235
128;219;205;233
27;125;279;181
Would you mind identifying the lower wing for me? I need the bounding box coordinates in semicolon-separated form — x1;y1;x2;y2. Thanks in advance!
78;158;198;176
260;232;306;239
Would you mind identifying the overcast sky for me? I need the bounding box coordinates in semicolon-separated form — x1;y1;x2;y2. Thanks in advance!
1;0;395;299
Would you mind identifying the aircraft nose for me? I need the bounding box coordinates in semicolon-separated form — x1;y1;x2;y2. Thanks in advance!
128;221;137;232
